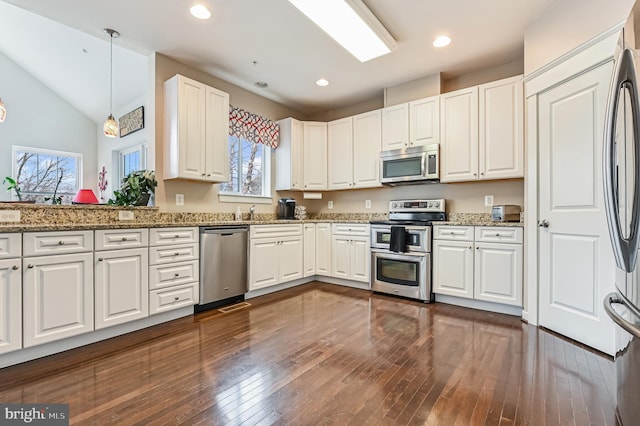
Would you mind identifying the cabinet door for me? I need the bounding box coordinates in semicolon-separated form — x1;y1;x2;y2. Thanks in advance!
440;87;479;182
23;252;94;347
249;238;279;290
381;103;409;150
205;85;230;182
353;110;382;188
474;242;523;306
275;118;304;191
303;224;316;277
350;236;370;283
328;117;354;189
95;248;149;330
409;96;440;147
332;236;351;279
0;258;21;354
303;122;328;190
279;237;303;283
316;223;332;276
433;240;473;298
177;76;207;180
479;76;524;180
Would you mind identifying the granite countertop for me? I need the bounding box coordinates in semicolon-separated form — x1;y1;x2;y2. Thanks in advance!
435;213;525;227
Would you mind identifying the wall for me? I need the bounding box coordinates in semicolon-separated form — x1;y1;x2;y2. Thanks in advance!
308;96;384;122
0;51;97;200
154;53;305;213
384;73;442;106
524;0;634;75
442;60;524;93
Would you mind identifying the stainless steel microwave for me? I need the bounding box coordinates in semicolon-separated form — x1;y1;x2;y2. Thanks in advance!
379;144;439;185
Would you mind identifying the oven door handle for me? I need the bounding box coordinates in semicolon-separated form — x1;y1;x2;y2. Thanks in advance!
371;249;428;259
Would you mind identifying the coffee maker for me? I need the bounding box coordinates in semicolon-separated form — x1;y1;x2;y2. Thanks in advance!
278;198;296;220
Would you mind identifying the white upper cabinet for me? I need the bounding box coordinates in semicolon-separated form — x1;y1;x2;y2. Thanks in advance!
479;75;524;180
353;110;382;188
302;122;328;190
328;117;354;190
381;103;409;150
409;95;440;147
164;74;230;182
440;86;479;182
276;118;304;191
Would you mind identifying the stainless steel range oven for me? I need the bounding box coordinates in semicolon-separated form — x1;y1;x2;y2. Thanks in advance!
370;199;446;302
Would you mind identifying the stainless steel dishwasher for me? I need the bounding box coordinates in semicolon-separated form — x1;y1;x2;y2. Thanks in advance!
198;226;248;309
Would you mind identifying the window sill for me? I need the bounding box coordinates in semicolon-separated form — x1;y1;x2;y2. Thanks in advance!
218;193;273;205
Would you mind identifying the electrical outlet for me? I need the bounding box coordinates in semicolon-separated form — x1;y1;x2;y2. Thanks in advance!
118;210;135;221
365;200;371;209
484;195;494;207
176;194;184;206
328;201;334;209
0;210;20;222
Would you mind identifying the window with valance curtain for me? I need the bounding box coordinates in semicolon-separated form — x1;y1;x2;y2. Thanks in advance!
228;105;280;148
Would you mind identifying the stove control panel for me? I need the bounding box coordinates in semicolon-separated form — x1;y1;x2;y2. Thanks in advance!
388;199;445;213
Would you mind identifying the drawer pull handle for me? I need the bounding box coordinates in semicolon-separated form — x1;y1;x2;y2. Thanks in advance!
122;237;128;241
98;258;104;262
58;241;65;245
174;273;180;277
27;264;34;269
174;296;180;301
11;265;18;270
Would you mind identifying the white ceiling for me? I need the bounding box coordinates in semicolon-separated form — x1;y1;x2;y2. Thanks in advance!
0;0;555;119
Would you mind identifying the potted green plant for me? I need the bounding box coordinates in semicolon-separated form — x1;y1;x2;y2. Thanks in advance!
3;176;22;201
108;170;157;206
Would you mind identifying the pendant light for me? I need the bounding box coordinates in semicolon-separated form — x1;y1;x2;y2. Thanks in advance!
0;98;6;123
103;28;119;138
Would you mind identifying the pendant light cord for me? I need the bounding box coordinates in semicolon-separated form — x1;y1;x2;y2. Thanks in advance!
109;31;113;115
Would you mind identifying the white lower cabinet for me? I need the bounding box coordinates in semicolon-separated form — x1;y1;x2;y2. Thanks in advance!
315;223;332;276
331;224;370;283
249;225;303;290
95;247;149;330
23;252;94;347
0;257;22;354
304;224;316;277
433;225;523;307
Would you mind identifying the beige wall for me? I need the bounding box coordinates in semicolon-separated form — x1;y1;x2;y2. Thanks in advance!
442;60;524;93
297;179;524;215
524;0;634;75
308;95;384;122
154;53;304;213
384;73;442;106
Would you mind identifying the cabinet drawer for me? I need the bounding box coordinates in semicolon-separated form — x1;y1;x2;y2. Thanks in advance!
150;283;197;315
475;226;523;244
95;228;149;250
250;224;302;239
150;227;198;246
149;243;199;265
149;260;199;289
0;233;21;259
433;226;474;241
24;230;93;256
331;223;369;236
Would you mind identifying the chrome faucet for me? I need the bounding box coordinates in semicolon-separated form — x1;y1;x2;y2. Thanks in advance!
249;204;256;221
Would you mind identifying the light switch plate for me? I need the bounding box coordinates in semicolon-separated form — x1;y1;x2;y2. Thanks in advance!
176;194;184;206
484;195;494;207
328;201;334;209
118;210;135;221
0;210;20;222
365;200;371;209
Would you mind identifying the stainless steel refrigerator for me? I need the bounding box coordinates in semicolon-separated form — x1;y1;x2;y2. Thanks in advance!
603;6;640;425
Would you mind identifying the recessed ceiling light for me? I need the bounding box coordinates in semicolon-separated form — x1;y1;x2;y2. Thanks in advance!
255;81;268;88
316;78;329;87
433;35;451;48
190;4;211;20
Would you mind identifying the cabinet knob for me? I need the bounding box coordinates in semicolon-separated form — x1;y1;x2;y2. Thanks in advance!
207;174;211;177
473;173;477;177
476;246;479;250
175;235;180;238
11;265;18;270
27;264;34;269
122;237;127;241
201;173;206;177
174;296;180;301
58;241;65;245
495;233;500;237
98;257;104;262
174;273;180;277
304;185;307;188
468;246;472;250
481;172;485;176
175;252;180;256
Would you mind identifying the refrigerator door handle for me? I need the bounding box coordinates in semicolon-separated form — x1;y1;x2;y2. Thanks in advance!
604;292;640;338
604;48;640;273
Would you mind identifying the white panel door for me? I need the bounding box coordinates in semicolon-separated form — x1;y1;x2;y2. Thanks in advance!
316;223;332;276
328;117;353;189
433;240;474;298
303;122;328;190
332;236;351;279
479;75;524;180
303;224;316;277
474;242;523;306
279;237;303;283
381;103;409;150
538;61;616;355
23;253;94;347
205;85;230;182
95;248;149;330
249;238;279;290
0;258;21;354
350;237;370;283
440;87;479;182
353;110;382;188
409;95;440;147
178;76;207;180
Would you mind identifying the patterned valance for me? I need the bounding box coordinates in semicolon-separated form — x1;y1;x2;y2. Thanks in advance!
229;105;280;149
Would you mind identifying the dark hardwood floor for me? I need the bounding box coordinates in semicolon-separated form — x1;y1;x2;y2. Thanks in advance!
0;282;617;425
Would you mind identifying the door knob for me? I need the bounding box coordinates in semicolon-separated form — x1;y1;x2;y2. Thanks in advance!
538;220;550;228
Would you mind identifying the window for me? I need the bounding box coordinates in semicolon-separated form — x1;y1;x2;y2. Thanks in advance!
12;146;82;203
220;136;271;197
118;144;148;183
